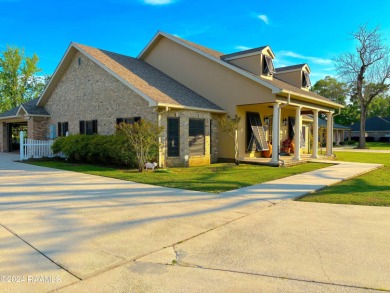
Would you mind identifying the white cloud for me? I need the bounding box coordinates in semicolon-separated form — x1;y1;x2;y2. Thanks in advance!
258;14;269;25
234;45;252;51
143;0;174;5
278;50;333;65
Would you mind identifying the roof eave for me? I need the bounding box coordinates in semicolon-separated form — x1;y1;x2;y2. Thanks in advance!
0;115;19;120
281;90;345;109
157;103;226;114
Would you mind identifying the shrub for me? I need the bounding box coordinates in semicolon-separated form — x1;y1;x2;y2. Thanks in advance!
51;134;137;167
379;137;390;142
116;120;163;172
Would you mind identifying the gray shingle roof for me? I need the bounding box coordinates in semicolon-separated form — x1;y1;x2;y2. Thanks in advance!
275;64;306;73
76;44;223;111
22;98;50;115
350;116;390;131
0;98;49;118
304;114;350;129
0;105;19;118
221;46;268;60
318;117;350;129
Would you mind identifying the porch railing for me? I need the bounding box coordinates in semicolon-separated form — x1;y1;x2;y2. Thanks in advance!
19;131;55;161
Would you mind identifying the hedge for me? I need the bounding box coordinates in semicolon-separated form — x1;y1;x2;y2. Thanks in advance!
51;133;150;167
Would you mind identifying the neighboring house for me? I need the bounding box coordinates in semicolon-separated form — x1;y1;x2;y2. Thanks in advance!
0;31;343;166
349;117;390;142
302;115;351;149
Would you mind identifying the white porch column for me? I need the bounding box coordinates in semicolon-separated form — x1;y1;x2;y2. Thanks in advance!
326;112;333;156
270;102;280;165
293;106;301;160
311;109;319;158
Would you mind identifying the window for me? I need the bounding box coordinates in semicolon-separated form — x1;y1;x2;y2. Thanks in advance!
189;119;205;156
302;72;311;88
57;122;69;137
80;120;97;135
167;118;180;157
116;116;141;125
263;55;275;76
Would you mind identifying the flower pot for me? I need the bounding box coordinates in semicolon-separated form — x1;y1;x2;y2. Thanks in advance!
281;147;291;155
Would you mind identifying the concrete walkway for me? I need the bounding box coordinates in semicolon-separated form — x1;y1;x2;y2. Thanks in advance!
0;152;388;292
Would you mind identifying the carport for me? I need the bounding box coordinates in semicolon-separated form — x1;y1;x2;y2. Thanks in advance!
0;98;50;152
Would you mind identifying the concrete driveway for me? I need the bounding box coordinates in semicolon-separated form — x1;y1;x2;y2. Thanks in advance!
0;152;389;292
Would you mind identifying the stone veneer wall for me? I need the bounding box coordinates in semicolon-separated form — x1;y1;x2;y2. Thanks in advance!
28;117;49;140
210;114;220;163
44;51;157;136
0;122;7;152
160;110;219;167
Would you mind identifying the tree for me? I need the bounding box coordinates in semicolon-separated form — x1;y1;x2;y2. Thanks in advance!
312;76;348;106
116;120;164;172
0;46;47;112
337;103;360;126
335;25;390;148
219;115;241;165
311;76;353;125
367;94;390;118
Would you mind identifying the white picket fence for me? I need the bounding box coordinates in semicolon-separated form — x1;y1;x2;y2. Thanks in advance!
19;131;55;161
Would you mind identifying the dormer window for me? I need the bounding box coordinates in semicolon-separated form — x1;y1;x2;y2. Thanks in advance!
302;72;311;88
263;55;275;76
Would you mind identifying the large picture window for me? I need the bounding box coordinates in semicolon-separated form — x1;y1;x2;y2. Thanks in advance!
167;117;180;157
189;119;205;156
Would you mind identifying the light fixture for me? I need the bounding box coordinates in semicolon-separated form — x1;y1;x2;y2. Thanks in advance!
264;116;269;126
283;118;288;126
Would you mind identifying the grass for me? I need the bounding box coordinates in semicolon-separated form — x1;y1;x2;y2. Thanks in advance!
364;141;390;150
298;152;390;206
27;160;330;194
334;141;390;150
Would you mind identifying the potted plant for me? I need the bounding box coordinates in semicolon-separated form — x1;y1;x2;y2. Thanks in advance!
281;138;292;155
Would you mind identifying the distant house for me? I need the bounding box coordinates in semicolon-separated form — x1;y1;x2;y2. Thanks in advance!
0;31;344;166
302;115;351;149
350;117;390;142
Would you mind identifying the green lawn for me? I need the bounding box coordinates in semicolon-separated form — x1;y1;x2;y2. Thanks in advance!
27;160;329;193
365;141;390;150
298;152;390;206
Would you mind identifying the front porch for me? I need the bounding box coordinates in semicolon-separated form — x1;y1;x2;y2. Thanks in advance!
236;97;337;166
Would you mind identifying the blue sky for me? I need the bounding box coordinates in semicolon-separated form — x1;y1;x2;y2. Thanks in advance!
1;0;390;83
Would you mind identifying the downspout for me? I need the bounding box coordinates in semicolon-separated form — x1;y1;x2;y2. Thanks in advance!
277;93;291;166
157;106;169;168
